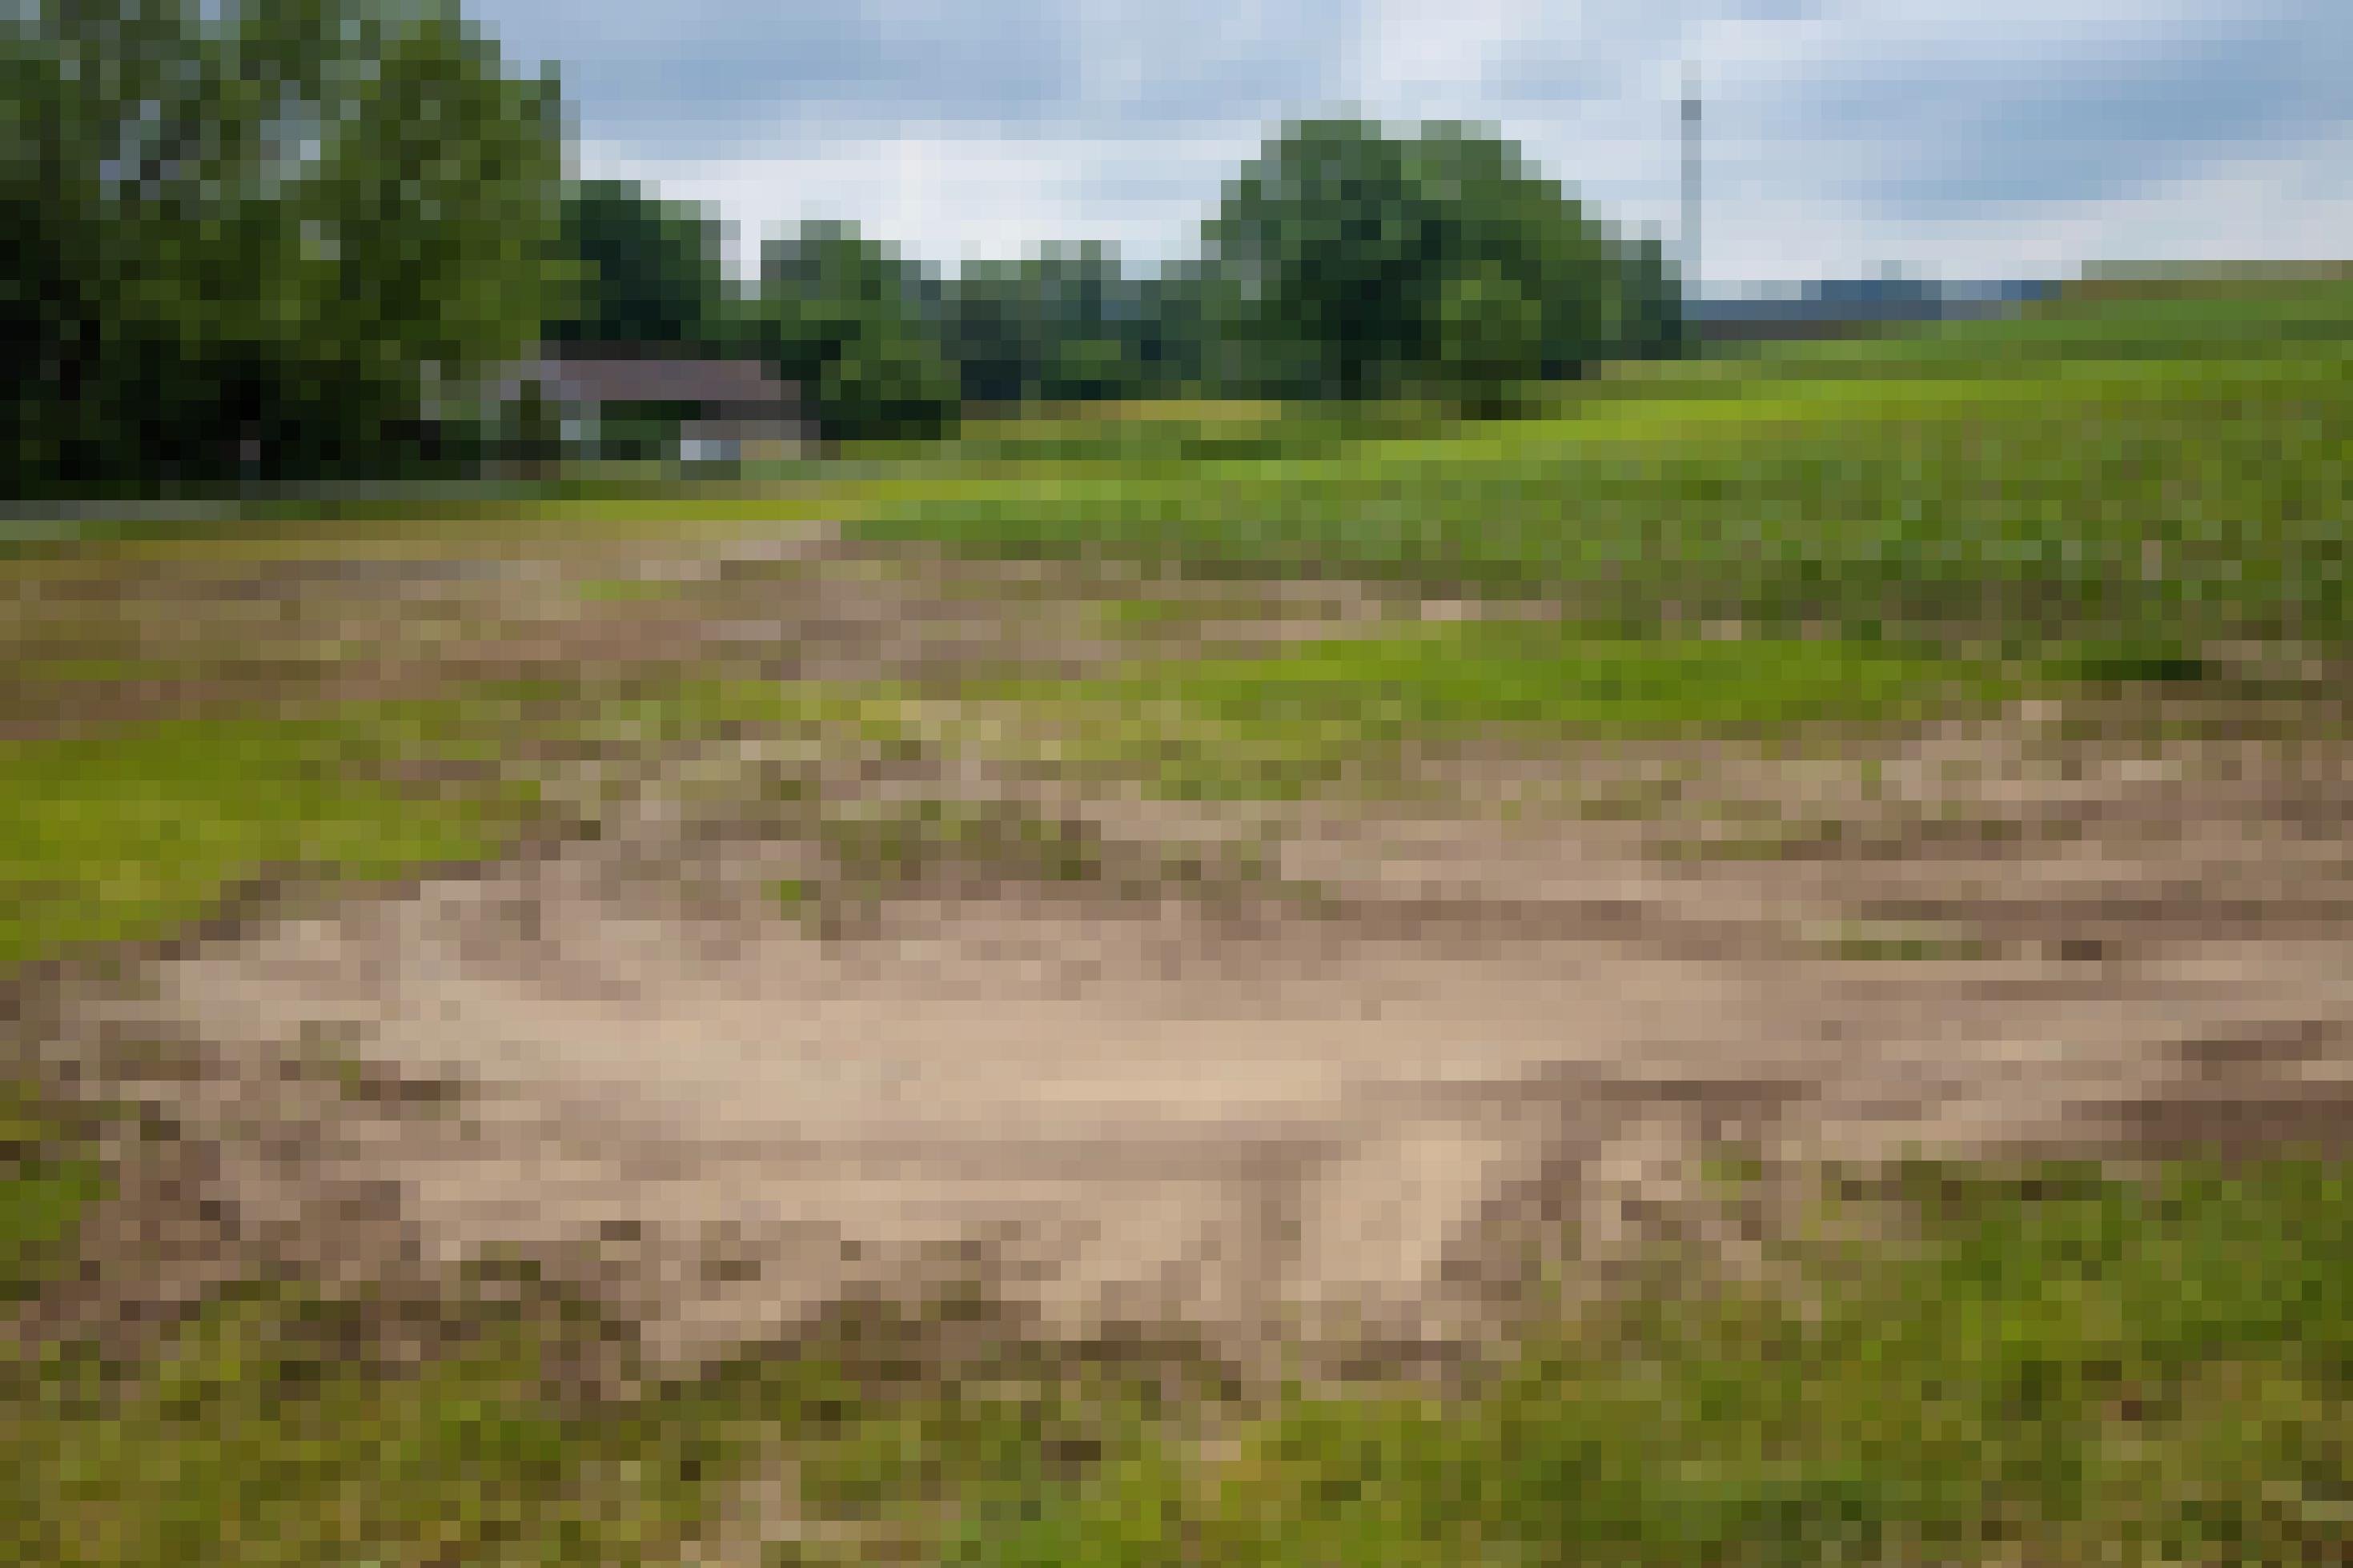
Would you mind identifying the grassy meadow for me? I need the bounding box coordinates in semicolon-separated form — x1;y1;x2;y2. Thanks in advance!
844;282;2348;656
3;273;2351;1565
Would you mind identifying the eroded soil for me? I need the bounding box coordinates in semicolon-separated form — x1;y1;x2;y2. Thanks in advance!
16;522;2353;1392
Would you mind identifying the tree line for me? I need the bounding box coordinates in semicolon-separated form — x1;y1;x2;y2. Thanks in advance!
3;0;1686;487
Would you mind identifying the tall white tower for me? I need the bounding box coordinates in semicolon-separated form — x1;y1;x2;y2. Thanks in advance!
1680;62;1702;298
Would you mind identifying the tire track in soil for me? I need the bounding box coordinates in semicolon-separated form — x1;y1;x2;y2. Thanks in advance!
22;523;2353;1393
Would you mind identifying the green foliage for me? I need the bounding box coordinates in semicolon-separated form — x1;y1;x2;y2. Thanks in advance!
0;1278;730;1568
954;1158;2353;1567
2;0;568;487
942;247;1275;412
926;120;1685;419
0;273;2345;1568
812;316;965;443
1425;260;1547;415
757;220;961;442
950;244;1152;406
971;623;2012;800
0;1265;1187;1568
1140;263;1259;399
10;1134;2347;1565
547;178;743;355
0;700;539;965
853;318;2351;653
0;1081;111;1308
1202;118;1681;402
498;377;566;465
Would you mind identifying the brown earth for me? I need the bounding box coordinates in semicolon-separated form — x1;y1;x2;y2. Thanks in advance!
17;523;2353;1394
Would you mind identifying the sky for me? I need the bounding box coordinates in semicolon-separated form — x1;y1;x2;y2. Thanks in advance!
464;0;2353;290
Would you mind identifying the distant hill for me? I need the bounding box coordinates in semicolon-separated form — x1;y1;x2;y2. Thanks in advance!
1688;278;2058;340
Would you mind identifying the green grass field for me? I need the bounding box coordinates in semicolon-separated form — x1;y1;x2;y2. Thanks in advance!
0;703;544;965
4;272;2350;1565
819;276;2351;656
962;621;2024;800
953;1160;2353;1568
8;1148;2347;1566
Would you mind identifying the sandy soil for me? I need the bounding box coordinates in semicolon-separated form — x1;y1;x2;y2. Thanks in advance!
23;523;2353;1388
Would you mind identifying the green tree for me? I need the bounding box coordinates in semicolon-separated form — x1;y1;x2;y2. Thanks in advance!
945;244;1156;408
1426;261;1546;415
757;220;958;441
1202;118;1683;407
1134;262;1253;399
1203;118;1429;400
2;0;567;485
942;263;1030;407
547;178;741;354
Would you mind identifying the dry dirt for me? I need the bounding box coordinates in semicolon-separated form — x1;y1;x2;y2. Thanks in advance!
19;523;2353;1390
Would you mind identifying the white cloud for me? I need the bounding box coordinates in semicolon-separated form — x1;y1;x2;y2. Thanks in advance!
1676;130;2353;286
1961;134;2353;275
583;127;1266;279
552;0;2353;287
1343;0;1532;120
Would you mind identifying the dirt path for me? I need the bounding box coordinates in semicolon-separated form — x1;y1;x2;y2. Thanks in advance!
29;523;2353;1386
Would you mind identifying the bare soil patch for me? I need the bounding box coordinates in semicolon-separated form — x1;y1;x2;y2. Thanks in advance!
18;525;2353;1393
0;522;1141;738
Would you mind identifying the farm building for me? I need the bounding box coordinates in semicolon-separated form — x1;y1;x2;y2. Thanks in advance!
479;352;810;463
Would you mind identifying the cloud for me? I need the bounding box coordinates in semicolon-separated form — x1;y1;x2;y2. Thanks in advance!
580;126;1269;278
1729;2;2349;215
478;0;1086;153
1060;0;1358;130
494;0;2352;283
481;0;1347;154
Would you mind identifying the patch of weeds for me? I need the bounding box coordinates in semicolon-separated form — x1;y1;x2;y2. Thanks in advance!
765;796;1121;937
0;1078;113;1308
1088;592;1349;644
281;1026;464;1116
541;675;828;749
1655;826;1837;864
2045;638;2216;688
1124;622;2010;736
958;1155;2353;1567
0;1271;772;1568
793;1374;1134;1524
1574;772;1696;822
768;788;1322;934
1804;918;1994;961
0;1244;1215;1568
0;668;942;968
819;798;1110;892
850;302;2351;660
691;1295;1228;1566
968;624;2021;810
0;702;543;966
1696;1145;1770;1193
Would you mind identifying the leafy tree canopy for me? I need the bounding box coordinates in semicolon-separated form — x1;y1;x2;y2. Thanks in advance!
946;244;1162;407
547;178;741;355
757;220;958;442
1203;118;1684;404
3;0;569;483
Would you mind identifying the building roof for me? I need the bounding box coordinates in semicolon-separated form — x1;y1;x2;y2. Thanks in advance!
506;354;799;412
